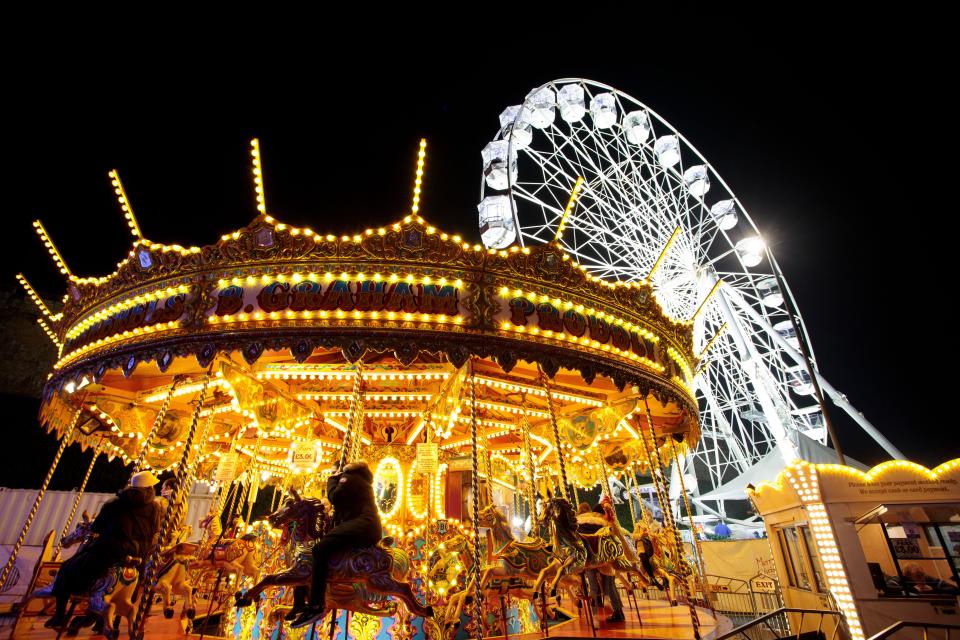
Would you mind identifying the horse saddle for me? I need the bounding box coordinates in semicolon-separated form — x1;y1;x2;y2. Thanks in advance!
328;538;396;578
578;533;601;560
504;538;549;555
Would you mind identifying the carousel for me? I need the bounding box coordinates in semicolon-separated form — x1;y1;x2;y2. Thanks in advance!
4;140;720;640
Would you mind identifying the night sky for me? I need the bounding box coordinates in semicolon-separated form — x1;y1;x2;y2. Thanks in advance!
3;24;957;491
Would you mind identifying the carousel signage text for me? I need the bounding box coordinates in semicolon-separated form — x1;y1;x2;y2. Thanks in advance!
502;296;658;360
64;293;187;352
212;279;461;318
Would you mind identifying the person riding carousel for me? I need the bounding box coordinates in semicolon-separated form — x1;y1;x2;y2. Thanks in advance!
41;470;163;630
290;460;382;629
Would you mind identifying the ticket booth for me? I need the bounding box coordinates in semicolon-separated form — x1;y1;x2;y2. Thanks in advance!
748;459;960;639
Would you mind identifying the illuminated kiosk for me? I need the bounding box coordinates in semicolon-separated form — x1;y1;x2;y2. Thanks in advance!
748;460;960;639
6;142;717;639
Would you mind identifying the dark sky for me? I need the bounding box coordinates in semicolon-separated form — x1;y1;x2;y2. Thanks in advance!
3;22;957;477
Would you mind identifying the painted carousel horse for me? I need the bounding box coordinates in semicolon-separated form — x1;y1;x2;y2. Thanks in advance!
154;524;198;630
30;513;142;640
633;521;695;606
435;505;576;640
189;525;261;580
477;504;575;604
534;496;643;602
233;489;433;622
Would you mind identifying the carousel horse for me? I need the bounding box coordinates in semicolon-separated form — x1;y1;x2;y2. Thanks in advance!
154;524;198;629
233;489;433;622
476;504;576;606
435;506;576;640
30;513;142;640
633;522;695;606
189;524;261;580
633;522;694;606
534;496;642;602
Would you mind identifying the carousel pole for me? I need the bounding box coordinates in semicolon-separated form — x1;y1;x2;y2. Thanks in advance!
338;359;364;470
642;397;701;640
467;359;484;640
53;438;103;558
133;372;213;640
538;367;569;500
632;467;653;527
245;429;264;524
132;376;182;473
670;438;710;607
1;398;85;589
623;472;637;529
519;396;539;530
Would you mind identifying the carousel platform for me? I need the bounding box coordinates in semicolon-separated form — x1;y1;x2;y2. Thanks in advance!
495;599;730;640
5;599;731;640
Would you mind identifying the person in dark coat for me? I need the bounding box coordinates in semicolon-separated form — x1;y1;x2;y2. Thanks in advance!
576;504;625;623
44;471;163;629
291;461;382;629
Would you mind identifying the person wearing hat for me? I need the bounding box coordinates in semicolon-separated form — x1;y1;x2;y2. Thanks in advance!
291;461;382;629
43;470;164;630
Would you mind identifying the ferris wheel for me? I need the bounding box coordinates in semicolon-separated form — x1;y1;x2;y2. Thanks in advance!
477;78;903;515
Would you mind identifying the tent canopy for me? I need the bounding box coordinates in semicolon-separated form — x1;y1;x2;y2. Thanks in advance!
698;435;868;501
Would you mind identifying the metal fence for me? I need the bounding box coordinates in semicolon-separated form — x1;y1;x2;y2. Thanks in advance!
705;573;787;630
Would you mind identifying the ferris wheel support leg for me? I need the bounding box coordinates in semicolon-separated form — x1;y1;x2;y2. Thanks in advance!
723;286;906;460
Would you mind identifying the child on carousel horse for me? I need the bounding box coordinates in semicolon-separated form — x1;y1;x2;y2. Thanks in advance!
41;470;163;630
290;461;382;629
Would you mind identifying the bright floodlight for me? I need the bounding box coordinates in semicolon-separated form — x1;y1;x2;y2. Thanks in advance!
735;236;765;267
500;106;532;150
589;93;617;129
757;277;784;307
623;110;651;144
526;87;556;129
482;140;517;191
683;165;710;197
710;199;738;230
557;84;586;122
478;195;517;249
654;135;681;168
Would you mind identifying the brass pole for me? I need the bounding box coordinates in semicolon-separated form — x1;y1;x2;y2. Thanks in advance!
642;397;701;639
670;438;710;608
54;438;102;558
1;400;85;588
132;376;182;473
539;367;569;500
133;373;212;640
338;360;364;470
467;359;484;640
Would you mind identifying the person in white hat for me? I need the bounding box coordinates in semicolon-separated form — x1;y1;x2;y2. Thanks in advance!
43;470;163;629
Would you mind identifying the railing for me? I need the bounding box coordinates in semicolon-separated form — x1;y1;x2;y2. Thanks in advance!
867;621;960;640
715;607;847;640
705;574;786;629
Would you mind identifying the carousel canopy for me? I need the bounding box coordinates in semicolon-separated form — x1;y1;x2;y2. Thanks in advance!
23;157;702;496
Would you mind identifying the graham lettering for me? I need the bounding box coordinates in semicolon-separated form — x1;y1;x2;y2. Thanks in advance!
509;298;535;326
322;280;355;311
420;284;458;315
215;285;244;316
290;281;324;312
257;282;290;313
384;282;418;313
355;281;387;311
